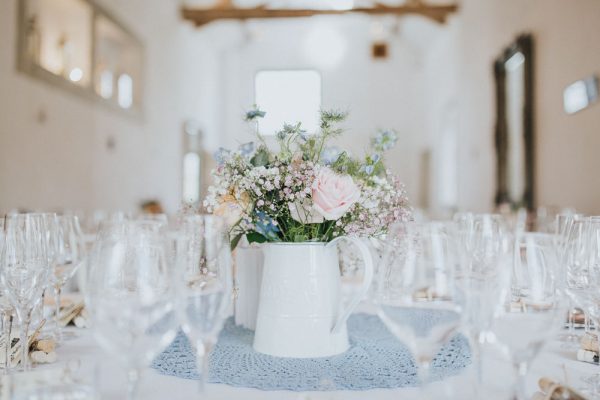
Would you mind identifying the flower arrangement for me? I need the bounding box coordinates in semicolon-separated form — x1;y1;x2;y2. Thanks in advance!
204;107;411;249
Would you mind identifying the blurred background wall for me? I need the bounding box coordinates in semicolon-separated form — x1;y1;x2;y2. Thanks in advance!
0;0;599;215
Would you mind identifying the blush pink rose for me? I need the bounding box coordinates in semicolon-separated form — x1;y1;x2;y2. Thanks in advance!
312;167;360;220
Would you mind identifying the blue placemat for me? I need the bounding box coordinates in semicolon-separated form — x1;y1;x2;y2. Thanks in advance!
152;313;471;391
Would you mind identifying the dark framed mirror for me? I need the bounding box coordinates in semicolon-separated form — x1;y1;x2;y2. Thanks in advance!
494;34;535;210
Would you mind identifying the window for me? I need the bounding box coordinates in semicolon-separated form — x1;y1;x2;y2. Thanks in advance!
117;73;133;109
255;70;321;135
182;152;200;204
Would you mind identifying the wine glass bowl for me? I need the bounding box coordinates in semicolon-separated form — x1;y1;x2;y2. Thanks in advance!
49;215;86;341
492;232;564;400
374;221;463;386
87;220;178;399
0;213;51;371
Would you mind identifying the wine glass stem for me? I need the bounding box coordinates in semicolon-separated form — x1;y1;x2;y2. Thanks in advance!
53;286;62;341
127;368;141;400
17;310;31;371
567;301;575;335
512;361;529;400
418;359;431;386
472;331;484;385
2;313;12;373
196;340;213;393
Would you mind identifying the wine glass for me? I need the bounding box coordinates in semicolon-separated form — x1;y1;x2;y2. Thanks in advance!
49;215;86;341
569;216;600;395
86;220;178;400
454;214;512;387
0;220;14;372
174;215;232;393
0;213;50;371
374;221;463;393
554;213;584;345
492;233;564;400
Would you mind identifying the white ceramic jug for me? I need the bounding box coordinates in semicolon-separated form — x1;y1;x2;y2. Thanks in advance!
253;237;374;358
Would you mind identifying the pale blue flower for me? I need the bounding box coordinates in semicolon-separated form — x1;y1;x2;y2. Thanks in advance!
320;146;342;165
371;130;398;152
298;131;309;142
276;130;287;141
360;164;375;175
239;142;256;158
214;147;231;166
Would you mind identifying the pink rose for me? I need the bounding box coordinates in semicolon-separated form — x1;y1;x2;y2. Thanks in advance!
312;167;360;220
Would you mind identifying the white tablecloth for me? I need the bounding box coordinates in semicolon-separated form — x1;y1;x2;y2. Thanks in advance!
14;323;597;399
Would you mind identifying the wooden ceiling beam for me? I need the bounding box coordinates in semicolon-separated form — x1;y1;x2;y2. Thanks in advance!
181;2;459;27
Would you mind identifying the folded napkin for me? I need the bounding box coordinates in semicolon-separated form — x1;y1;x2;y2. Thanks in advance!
0;320;56;368
58;302;88;328
532;377;588;400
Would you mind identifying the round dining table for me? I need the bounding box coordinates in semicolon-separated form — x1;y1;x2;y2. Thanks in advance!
8;310;595;400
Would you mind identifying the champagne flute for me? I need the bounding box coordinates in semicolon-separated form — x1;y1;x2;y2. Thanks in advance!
374;221;463;394
86;220;177;400
0;214;50;371
49;215;85;341
174;215;232;393
492;233;564;400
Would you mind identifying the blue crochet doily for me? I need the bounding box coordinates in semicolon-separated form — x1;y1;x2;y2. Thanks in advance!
152;313;471;391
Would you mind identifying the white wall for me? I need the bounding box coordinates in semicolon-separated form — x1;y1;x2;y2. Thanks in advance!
2;0;599;215
198;16;435;207
424;0;600;214
0;0;210;214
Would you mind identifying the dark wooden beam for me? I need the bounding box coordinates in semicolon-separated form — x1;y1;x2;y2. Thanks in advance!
181;2;459;27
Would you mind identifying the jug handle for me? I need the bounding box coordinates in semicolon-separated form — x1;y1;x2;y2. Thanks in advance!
327;236;374;335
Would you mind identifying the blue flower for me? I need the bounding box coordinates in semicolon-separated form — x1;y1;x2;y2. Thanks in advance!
245;107;266;121
320;146;342;165
239;142;256;158
254;211;280;241
371;130;398;152
370;153;381;164
298;131;309;142
361;164;375;175
214;147;231;166
276;130;287;141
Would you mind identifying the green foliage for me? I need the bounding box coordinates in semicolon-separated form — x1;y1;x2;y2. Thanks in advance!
246;231;268;244
250;146;270;167
230;233;244;251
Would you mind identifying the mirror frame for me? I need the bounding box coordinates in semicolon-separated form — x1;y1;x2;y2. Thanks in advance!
493;34;535;210
16;0;144;117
